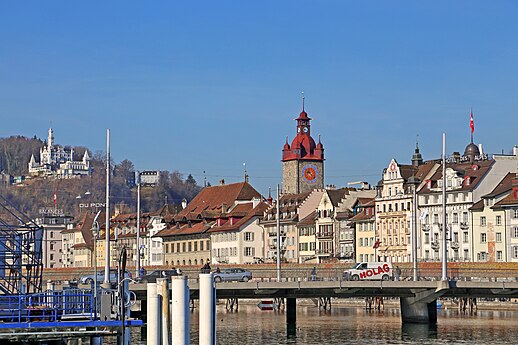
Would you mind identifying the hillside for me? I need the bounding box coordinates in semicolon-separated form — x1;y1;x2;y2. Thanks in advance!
0;135;202;218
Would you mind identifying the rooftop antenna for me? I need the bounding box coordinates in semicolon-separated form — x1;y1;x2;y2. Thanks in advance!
243;163;248;183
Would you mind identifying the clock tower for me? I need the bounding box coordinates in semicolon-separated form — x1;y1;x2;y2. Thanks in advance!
282;98;325;194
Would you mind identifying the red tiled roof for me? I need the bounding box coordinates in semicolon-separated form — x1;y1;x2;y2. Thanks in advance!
298;210;317;226
418;160;494;195
209;202;269;233
155;221;214;238
174;182;261;221
469;199;485;211
483;172;515;198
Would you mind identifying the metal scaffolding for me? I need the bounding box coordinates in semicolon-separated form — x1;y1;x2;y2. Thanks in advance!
0;193;43;294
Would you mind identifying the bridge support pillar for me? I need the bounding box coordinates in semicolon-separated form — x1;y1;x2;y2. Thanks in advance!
286;297;296;334
400;281;449;324
400;297;437;324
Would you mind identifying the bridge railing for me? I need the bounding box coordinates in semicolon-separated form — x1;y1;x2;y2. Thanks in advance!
0;288;95;323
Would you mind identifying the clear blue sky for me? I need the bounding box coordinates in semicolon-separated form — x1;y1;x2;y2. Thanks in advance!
1;1;518;197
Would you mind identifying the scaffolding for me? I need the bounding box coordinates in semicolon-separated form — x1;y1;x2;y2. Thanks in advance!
0;193;43;294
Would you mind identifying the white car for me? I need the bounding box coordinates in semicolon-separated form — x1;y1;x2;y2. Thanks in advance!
343;262;393;281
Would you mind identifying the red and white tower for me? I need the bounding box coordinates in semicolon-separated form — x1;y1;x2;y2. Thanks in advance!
282;96;325;194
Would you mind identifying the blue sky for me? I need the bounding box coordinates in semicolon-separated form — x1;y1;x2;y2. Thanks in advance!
1;1;518;197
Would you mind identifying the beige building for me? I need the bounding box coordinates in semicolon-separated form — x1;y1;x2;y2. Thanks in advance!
376;146;437;263
351;198;376;262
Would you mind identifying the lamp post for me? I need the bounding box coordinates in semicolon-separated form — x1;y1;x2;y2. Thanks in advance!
135;171;141;278
91;210;101;317
408;176;420;281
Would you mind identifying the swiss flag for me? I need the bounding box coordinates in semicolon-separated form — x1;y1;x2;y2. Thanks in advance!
470;111;475;134
373;239;380;249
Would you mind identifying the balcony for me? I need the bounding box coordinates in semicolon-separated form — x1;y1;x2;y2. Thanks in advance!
316;249;333;256
316;232;333;239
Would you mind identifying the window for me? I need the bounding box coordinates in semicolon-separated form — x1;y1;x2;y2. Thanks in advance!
481;233;487;243
496;215;502;226
244;232;254;241
496;232;502;243
480;216;487;227
453;213;458;224
244;247;255;257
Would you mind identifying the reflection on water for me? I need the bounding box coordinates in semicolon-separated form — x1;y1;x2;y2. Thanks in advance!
105;303;518;344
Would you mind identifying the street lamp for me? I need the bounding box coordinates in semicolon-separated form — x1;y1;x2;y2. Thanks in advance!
408;175;420;281
91;210;102;317
135;171;141;278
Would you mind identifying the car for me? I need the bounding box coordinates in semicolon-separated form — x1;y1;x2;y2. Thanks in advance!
213;268;252;283
138;269;180;283
342;262;393;281
80;269;132;285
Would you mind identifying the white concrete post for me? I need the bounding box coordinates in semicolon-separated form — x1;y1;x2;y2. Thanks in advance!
157;278;171;345
171;275;190;345
147;283;161;345
199;273;216;345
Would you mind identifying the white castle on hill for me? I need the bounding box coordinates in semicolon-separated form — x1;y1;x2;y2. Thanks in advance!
28;128;91;178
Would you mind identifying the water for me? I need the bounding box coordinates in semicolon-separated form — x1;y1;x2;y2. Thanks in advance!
112;302;518;344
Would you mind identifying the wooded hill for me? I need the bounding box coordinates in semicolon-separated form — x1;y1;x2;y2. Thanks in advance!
0;136;202;218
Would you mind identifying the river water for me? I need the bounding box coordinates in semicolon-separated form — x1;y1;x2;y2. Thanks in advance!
108;302;518;345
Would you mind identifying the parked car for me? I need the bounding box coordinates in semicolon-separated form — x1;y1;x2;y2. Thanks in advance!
213;268;252;282
138;269;180;283
80;269;132;285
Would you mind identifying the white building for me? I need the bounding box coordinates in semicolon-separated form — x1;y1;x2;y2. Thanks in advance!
29;128;91;178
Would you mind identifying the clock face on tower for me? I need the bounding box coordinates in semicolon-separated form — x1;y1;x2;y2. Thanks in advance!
302;164;318;184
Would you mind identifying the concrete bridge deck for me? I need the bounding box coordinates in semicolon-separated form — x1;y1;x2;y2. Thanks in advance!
129;280;518;299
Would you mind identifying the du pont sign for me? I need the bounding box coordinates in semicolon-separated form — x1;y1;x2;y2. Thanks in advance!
79;202;106;209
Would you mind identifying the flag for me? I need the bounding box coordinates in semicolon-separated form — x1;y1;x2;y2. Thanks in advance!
53;192;57;207
373;239;380;249
470;111;475;134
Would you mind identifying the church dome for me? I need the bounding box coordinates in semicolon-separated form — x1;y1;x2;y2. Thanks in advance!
464;142;480;157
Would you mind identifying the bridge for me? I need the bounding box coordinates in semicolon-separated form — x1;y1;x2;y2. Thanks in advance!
129;278;518;324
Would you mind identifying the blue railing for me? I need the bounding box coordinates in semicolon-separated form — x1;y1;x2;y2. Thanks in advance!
0;288;95;323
